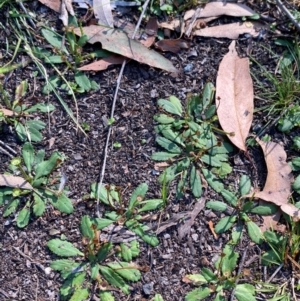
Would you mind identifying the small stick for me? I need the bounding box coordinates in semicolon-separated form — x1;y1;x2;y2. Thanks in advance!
276;0;300;32
96;0;151;218
18;1;36;29
266;262;284;283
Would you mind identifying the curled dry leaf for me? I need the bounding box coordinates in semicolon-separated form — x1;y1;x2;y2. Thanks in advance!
73;25;178;74
194;22;260;39
250;139;298;220
0;175;33;190
184;2;256;20
78;54;124;71
155;39;190;54
216;40;253;151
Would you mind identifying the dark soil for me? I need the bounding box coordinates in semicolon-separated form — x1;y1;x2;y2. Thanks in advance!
0;1;300;300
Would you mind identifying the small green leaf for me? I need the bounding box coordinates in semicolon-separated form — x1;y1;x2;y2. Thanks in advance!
80;215;94;239
34;152;62;180
17;205;30;228
46;55;64;63
249;204;278;215
202;82;215;110
176;169;188;199
215;216;236;234
185;287;211;301
184;274;207;285
42;75;61;94
177;158;190;171
156;125;184;146
151;152;179;161
220;244;239;276
100;266;129;294
293;175;300;193
60;272;86;297
22;143;34;173
129;240;139;257
3;198;20;217
33;193;46;217
34;149;45;165
47;239;84;257
51;259;84;279
169;95;183;115
201;267;218;282
246;220;263;244
51;193;74;214
231;225;243;245
107;262;141;281
234;284;256;301
77;35;89;47
153;294;164;301
154;114;175;124
202;168;224;192
239;175;251;196
99;291;115;301
158;98;182;116
70;288;89;301
26;103;55;113
190;165;202;198
97;242;113;262
120;243;132;261
156;136;182;153
138;199;164;212
91;263;100;280
128;183;148;211
206;200;227;212
221;190;237;206
41;28;67;53
75;71;92;92
93;218;114;230
158;164;178;183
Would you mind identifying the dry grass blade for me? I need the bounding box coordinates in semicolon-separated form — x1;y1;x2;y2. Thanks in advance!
216;40;253;151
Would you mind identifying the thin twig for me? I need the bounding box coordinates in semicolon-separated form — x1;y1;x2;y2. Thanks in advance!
96;0;151;217
266;262;284;283
18;2;36;29
230;246;248;301
276;0;300;32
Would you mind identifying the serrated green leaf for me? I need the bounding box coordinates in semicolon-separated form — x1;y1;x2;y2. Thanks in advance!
129;240;139;257
25;103;55;113
120;243;132;262
3;198;20;217
220;244;239;276
15;122;28;142
128;183;148;211
158;98;182;116
60;272;86;297
107;262;141;281
231;225;243;244
105;211;120;221
169;95;183;115
97;242;113;262
184;274;207;285
158;164;178;184
34;149;45;165
185;287;211;301
249;204;278;215
99;291;115;301
16;205;30;228
93;218;114;230
33;193;46;217
201;267;218;282
246;220;263;244
80;215;94;239
156;124;184;146
221;190;237;206
213;162;232;178
156;136;182;153
51;260;84;279
154;114;175;124
34;152;62;180
151;152;179;161
50;193;74;214
75;71;92;92
201;154;223;167
91;263;100;280
100;266;129;294
202;168;224;192
47;239;84;257
239;175;251;196
177;158;190;172
215;216;236;234
206;200;227;212
234;284;256;301
22;143;34;173
138;199;164;212
70;288;89;301
190;165;202;197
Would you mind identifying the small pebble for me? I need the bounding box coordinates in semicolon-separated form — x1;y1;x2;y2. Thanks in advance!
44;267;52;275
143;282;154;295
74;153;83;160
184;63;193;73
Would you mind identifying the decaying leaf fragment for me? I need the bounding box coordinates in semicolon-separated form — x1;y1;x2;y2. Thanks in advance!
93;0;114;27
73;25;178;74
0;175;33;190
79;54;124;71
60;0;74;26
251;139;298;220
0;108;14;116
194;22;259;39
37;0;60;13
216;40;253;151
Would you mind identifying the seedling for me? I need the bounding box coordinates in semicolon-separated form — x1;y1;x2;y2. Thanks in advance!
152;83;233;199
184;243;256;301
0;80;55;142
205;174;277;244
90;183;161;246
0;142;73;227
48;215;142;300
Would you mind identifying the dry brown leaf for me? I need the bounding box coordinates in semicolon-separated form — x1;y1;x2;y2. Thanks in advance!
250;138;299;220
59;0;75;26
38;0;60;13
159;19;181;32
0;108;14;116
216;40;253;151
155;39;190;53
73;25;178;74
78;54;124;71
93;0;113;27
207;220;218;239
184;2;256;20
154;162;170;171
141;17;158;48
0;174;33;190
194;22;259;39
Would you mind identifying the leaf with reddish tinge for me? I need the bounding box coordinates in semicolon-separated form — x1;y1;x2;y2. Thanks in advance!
184;2;256;20
93;0;113;27
216;40;253;151
141;17;158;47
79;55;124;71
155;39;190;54
73;25;178;74
194;22;260;39
0;175;33;190
249;139;298;220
